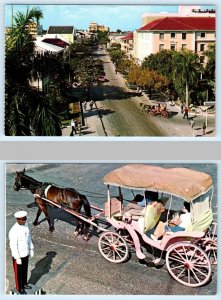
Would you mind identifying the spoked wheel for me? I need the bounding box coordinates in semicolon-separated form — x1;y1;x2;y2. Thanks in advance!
166;242;212;287
161;110;169;118
98;231;129;263
117;229;134;246
203;238;217;265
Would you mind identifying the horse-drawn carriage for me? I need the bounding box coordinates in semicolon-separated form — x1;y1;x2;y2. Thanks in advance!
140;103;169;118
13;165;217;288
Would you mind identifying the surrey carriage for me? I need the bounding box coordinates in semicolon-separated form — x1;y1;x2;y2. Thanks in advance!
13;165;217;288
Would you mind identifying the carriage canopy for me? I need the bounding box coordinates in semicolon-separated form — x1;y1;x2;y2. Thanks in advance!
103;164;213;202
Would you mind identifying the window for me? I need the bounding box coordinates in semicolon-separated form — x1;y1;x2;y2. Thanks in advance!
171;32;176;38
200;44;205;51
200;56;205;63
159;44;164;51
182;32;187;40
182;44;187;49
200;32;206;38
170;44;176;50
159;33;164;40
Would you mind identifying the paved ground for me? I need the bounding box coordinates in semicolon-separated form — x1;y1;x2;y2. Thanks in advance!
62;48;215;137
5;163;217;295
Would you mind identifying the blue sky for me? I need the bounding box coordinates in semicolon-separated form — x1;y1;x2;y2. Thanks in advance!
5;4;215;31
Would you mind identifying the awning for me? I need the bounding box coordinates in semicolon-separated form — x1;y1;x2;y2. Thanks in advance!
103;164;213;202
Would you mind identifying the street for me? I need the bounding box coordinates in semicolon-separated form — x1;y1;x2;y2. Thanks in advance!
63;48;215;137
5;163;217;295
91;48;166;136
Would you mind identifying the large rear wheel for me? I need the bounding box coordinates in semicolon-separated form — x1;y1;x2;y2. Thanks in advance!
98;231;129;263
166;242;212;287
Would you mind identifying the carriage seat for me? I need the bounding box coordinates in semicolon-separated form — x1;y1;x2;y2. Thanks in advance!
104;197;122;218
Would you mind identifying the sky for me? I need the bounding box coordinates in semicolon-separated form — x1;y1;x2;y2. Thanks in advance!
5;4;215;32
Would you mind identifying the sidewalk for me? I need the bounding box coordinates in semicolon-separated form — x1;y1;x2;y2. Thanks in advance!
62;106;105;137
138;94;215;137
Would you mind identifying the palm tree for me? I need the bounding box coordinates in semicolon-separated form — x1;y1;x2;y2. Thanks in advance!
5;7;43;135
172;49;202;107
6;7;43;53
204;44;215;80
6;7;65;136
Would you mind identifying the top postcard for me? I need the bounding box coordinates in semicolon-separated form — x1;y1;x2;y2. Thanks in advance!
5;4;216;137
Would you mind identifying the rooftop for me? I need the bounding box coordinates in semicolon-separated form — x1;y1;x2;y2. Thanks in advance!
47;26;74;34
139;17;215;31
122;32;134;40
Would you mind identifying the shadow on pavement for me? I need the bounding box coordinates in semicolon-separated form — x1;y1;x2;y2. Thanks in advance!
28;251;57;285
96;85;141;101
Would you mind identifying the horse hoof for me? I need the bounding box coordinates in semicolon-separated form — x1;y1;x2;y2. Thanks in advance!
82;235;89;241
73;231;80;237
33;222;38;226
49;227;55;233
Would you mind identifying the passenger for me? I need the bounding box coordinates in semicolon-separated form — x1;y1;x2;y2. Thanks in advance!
150;202;191;241
122;191;159;217
142;200;165;237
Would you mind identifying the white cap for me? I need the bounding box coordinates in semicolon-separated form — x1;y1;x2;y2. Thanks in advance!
14;210;27;219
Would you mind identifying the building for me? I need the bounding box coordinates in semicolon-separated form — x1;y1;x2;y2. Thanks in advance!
120;32;134;58
108;32;129;48
25;22;43;40
88;22;109;32
46;26;75;43
34;40;64;54
142;5;215;26
133;17;215;64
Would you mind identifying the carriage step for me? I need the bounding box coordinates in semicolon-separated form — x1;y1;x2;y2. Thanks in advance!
10;284;43;295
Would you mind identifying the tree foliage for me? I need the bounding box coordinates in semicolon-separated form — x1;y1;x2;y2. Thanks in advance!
5;7;64;136
142;50;174;81
204;43;215;80
172;49;202;106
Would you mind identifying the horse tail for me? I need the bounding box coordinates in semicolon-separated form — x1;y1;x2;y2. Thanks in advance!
81;194;92;218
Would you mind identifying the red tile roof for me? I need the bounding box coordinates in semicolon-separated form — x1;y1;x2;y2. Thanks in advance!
122;32;134;40
42;38;70;47
139;17;215;31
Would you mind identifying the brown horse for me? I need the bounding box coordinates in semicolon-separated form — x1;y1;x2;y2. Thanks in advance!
13;169;92;240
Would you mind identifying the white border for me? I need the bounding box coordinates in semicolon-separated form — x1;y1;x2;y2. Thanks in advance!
1;0;220;141
1;160;220;299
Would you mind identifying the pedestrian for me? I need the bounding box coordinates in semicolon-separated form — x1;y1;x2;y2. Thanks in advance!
183;106;189;119
77;122;81;136
180;103;184;114
9;210;34;295
83;101;87;111
202;122;207;135
89;99;94;110
70;119;77;136
190;119;195;129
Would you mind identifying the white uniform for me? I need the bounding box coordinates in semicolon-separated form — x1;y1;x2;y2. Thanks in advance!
9;222;34;259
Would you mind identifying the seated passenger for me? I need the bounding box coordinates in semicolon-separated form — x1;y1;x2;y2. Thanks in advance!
142;200;165;236
150;202;191;241
122;191;159;217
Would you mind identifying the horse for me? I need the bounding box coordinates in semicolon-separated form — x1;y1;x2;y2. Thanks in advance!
13;169;92;240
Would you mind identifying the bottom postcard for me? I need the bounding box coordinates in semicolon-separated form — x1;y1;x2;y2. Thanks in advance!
5;163;217;295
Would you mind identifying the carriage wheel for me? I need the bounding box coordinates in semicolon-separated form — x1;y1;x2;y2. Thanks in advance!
161;111;169;118
98;231;129;263
203;238;217;265
206;245;217;265
166;242;212;287
150;110;156;116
